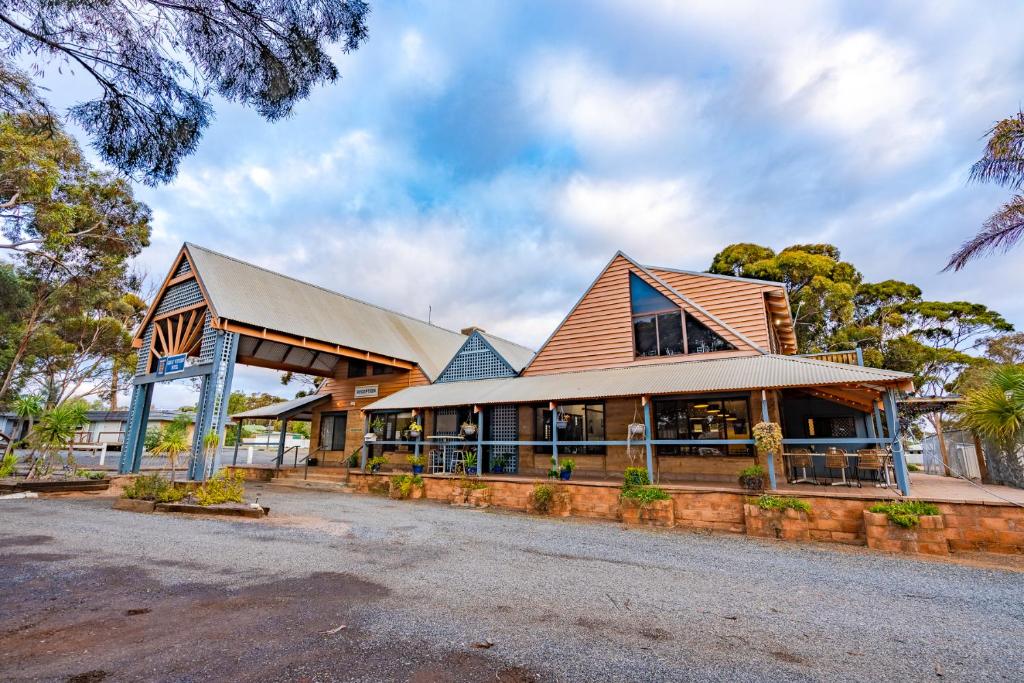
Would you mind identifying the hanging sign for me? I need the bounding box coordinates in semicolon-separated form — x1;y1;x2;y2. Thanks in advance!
157;353;187;377
354;384;379;399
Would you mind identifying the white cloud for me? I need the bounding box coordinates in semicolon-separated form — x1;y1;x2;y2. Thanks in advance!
519;51;698;159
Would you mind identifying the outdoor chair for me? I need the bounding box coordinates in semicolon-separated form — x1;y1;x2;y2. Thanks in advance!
788;449;816;485
429;448;444;474
824;448;852;486
856;449;884;487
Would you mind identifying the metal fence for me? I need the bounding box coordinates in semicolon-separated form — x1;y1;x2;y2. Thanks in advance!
980;437;1024;489
921;430;980;479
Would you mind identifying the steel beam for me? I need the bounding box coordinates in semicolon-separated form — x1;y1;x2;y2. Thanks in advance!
882;389;911;495
642;398;654;480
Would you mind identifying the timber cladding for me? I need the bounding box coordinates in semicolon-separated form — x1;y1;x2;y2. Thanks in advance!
310;359;429;460
523;255;768;376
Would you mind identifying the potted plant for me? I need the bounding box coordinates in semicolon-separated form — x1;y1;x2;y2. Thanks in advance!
370;417;386;438
752;421;783;455
491;454;507;474
462;449;478;475
738;464;767;492
555;413;569;430
367;454;387;473
406;421;423;439
461;421;477;436
547;456;560;479
627;422;646;438
559;458;575;481
407;453;425;475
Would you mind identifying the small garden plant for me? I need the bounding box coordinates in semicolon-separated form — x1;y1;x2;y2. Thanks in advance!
0;452;17;478
75;469;107;480
193;469;246;506
755;495;811;513
530;483;555;513
738;464;767;491
868;500;940;528
390;473;424;499
367;454;387;472
121;474;187;503
619;467;669;507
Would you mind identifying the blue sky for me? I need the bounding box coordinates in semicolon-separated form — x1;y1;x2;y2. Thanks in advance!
44;1;1024;407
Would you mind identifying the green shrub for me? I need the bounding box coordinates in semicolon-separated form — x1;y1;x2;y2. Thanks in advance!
390;473;424;498
623;467;650;488
620;485;670;505
0;452;17;478
738;464;766;480
75;469;106;480
868;500;940;528
907;463;921;472
755;495;811;513
193;469;245;506
530;483;555;513
121;474;185;502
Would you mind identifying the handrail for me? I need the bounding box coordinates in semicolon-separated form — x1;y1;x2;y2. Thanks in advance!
303;447;326;480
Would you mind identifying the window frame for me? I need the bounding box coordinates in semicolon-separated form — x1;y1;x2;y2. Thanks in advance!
318;411;349;452
535;402;607;455
652;395;753;457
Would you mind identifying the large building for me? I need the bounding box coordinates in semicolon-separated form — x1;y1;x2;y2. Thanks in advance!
122;244;913;492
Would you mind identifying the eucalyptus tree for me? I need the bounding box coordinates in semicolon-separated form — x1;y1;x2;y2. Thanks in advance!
0;0;370;184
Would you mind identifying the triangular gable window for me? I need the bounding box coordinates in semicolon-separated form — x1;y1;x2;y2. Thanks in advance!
630;273;683;357
685;313;735;354
629;272;735;357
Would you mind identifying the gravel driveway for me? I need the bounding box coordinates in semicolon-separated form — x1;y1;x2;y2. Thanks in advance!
1;485;1022;682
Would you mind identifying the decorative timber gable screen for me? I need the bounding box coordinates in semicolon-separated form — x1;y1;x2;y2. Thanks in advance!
436;332;520;472
119;248;239;481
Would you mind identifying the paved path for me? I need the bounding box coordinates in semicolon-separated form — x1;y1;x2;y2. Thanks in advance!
1;485;1022;682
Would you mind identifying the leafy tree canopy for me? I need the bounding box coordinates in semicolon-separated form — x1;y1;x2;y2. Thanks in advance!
708;242;1014;395
0;0;370;184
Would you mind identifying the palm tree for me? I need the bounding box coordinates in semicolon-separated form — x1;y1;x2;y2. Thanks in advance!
959;365;1024;484
4;394;43;457
946;113;1024;271
26;401;88;479
150;421;191;482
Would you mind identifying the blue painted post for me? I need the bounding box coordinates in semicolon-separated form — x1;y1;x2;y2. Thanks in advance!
232;420;242;466
119;385;144;474
210;332;239;475
276;418;288;468
550;402;558;469
360;413;369;470
882;389;910;496
872;400;885;442
189;374;212;480
761;390;777;491
130;383;153;474
642;398;654;481
476;407;483;476
413;413;422;460
855;347;864;366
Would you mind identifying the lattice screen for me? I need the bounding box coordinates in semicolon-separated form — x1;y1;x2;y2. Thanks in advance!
199;311;218;363
135;324;154;376
173;258;192;277
489;405;519;472
154;278;203;315
436;334;515;383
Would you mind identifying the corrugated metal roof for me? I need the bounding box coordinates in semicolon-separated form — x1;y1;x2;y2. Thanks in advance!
186;243;468;380
230;393;331;420
364;354;913;410
479;331;535;372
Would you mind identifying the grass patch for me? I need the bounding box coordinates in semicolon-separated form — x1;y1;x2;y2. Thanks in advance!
755;495;811;513
868;500;940;528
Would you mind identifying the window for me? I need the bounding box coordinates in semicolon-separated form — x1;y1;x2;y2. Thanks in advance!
373;364;396;375
318;412;348;451
685;314;735;354
653;397;751;456
370;411;415;440
630;273;684;357
805;416;856;438
347;360;368;378
535;403;606;455
434;407;472;436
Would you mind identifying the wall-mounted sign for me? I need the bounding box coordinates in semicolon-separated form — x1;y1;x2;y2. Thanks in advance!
354;384;379;399
157;353;187;377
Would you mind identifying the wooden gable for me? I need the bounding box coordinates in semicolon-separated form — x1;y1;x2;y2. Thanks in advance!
524;254;765;376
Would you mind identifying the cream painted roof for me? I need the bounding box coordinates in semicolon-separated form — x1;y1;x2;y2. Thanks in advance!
364;354;913;410
186;243;469;381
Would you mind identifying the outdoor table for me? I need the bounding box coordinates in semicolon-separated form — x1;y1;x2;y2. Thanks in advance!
426;435;465;474
782;450;896;488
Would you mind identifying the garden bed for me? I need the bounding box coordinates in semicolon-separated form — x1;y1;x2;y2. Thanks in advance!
620;498;675;528
154;502;269;518
864;509;947;555
0;477;110;494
